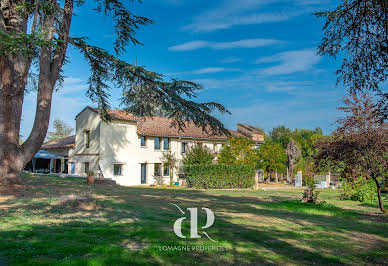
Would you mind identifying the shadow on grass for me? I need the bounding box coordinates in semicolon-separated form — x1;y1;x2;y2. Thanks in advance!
0;174;387;265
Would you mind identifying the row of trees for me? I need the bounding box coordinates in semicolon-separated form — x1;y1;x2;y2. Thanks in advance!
160;125;324;186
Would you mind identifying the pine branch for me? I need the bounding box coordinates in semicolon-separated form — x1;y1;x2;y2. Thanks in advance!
69;37;230;136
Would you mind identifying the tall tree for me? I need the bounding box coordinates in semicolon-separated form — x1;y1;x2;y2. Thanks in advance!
316;0;388;118
285;140;301;183
46;119;73;141
314;93;388;213
257;140;287;183
218;137;260;168
0;1;229;186
268;125;292;149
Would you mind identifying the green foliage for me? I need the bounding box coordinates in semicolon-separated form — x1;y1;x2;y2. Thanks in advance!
218;137;260;167
70;38;230;135
268;126;292;149
0;30;56;57
46;119;73;142
257;140;287;172
268;126;323;176
160;151;179;186
86;170;95;176
340;177;377;203
184;164;255;189
182;145;215;167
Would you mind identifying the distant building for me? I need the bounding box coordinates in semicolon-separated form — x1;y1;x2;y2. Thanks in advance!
41;106;264;186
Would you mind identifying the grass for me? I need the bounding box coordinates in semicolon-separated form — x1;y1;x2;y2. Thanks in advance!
0;173;387;265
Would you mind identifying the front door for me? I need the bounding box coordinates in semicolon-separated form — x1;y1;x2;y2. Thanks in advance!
70;162;75;174
141;164;146;184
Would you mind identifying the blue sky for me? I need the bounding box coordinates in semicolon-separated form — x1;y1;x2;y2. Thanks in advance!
21;0;345;139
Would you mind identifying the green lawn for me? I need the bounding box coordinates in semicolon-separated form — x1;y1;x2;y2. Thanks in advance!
0;173;387;265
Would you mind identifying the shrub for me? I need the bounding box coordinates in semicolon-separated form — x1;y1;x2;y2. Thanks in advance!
340;177;377;203
184;164;255;189
182;145;215;167
303;175;314;187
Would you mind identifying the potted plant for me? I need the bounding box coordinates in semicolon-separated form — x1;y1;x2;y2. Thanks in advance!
86;170;95;184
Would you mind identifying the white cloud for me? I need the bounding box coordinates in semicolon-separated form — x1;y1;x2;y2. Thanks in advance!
255;48;321;75
193;67;239;74
182;0;334;33
169;67;241;76
220;56;243;64
169;38;281;51
184;12;297;32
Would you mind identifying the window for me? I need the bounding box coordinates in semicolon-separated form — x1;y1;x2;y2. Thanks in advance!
140;136;146;147
84;162;89;173
154;163;161;176
85;130;90;148
181;142;187;154
113;164;122;176
163;164;170;176
163;137;169;150
154;137;161;150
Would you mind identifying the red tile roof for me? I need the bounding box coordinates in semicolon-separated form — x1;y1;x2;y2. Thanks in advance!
69;107;264;144
137;116;231;140
41;135;75;150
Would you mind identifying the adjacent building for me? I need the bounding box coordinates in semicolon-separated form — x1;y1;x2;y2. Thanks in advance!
42;106;264;186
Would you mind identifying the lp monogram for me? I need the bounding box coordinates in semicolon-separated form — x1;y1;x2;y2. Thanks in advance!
170;203;217;242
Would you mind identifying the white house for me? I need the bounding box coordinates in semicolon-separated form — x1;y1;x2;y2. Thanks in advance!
42;106;264;186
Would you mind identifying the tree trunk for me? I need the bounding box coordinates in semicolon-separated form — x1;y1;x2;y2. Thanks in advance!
266;171;271;183
0;56;27;186
0;2;29;185
372;177;385;213
275;171;278;183
286;167;290;183
0;0;73;187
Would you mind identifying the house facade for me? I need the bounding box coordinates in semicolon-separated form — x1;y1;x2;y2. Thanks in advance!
42;106;264;186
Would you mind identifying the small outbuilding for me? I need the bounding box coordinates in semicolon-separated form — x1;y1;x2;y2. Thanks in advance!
24;150;63;174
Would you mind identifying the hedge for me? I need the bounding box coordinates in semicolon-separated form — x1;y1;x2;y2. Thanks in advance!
184;164;256;189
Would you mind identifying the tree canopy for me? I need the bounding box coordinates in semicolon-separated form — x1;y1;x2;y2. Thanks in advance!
0;0;229;185
314;93;388;213
46;119;73;141
218;137;260;168
257;140;287;174
316;0;388;118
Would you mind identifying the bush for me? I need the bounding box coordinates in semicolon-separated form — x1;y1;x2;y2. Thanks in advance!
303;175;314;187
182;145;215;166
184;164;255;189
340;177;376;203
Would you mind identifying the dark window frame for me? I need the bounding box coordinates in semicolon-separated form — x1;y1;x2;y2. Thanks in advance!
154;163;161;176
163;137;169;150
85;130;90;148
181;142;187;154
84;162;89;173
113;164;123;176
154;137;161;150
140;136;146;147
163;164;170;176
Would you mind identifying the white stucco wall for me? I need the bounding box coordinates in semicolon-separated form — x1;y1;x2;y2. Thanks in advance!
69;108;225;186
68;108;100;176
